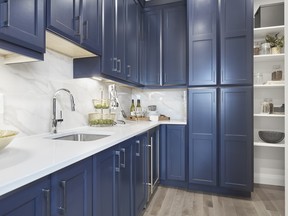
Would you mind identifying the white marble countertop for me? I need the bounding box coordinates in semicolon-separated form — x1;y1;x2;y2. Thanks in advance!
0;120;186;197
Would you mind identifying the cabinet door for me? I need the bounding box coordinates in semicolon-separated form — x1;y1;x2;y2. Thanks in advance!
93;147;117;216
220;0;253;85
220;87;253;191
133;134;147;216
188;88;217;186
47;0;81;43
102;0;116;77
125;0;140;83
0;0;45;53
166;125;186;181
82;0;102;53
0;177;50;216
51;158;92;216
117;140;133;216
163;5;186;86
188;0;217;86
141;9;161;86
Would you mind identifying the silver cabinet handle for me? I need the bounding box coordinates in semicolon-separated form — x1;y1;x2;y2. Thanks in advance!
112;58;118;72
136;140;140;157
117;59;121;73
0;0;10;27
83;20;89;40
42;189;51;216
58;181;67;215
120;148;126;168
150;137;154;194
127;65;131;78
74;15;81;36
115;150;120;172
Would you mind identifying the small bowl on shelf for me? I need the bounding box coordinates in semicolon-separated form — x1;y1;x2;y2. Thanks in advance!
258;131;285;144
0;130;18;151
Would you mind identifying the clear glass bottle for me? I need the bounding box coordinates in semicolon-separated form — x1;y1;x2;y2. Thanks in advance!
136;99;142;117
130;99;135;116
261;98;270;114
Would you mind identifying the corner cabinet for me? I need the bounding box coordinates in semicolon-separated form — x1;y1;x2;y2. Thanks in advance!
51;158;93;216
0;177;50;216
47;0;102;54
0;0;45;59
188;0;253;86
141;3;187;87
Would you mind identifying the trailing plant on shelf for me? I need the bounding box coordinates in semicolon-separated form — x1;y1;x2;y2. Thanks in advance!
265;33;284;54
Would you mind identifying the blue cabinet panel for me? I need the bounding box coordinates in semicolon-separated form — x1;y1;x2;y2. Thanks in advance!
93;147;117;216
0;0;45;53
141;9;161;86
188;89;217;185
220;0;253;85
0;177;50;216
188;0;217;86
51;158;92;216
166;125;186;181
163;5;186;86
133;134;147;216
220;87;253;191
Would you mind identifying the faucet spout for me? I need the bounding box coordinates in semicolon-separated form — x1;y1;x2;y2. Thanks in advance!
52;88;76;133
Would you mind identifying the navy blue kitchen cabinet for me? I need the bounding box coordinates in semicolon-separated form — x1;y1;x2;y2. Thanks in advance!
47;0;102;54
188;0;253;86
0;0;45;58
188;88;217;186
220;0;253;85
220;87;253;191
0;177;50;216
102;0;140;82
51;158;93;216
133;134;147;216
160;125;186;188
141;3;187;87
93;146;117;216
188;0;217;86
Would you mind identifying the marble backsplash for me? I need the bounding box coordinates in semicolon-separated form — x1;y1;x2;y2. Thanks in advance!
0;50;186;136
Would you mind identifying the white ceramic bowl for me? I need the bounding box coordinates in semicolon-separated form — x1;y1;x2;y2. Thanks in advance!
0;130;18;151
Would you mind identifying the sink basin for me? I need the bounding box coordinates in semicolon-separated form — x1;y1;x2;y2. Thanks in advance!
52;133;110;142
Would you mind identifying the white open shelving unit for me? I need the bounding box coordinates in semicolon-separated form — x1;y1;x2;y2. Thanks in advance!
253;0;285;187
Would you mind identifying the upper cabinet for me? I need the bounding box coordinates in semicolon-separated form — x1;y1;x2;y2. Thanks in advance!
47;0;102;55
141;3;187;87
102;0;140;83
188;0;253;86
0;0;45;62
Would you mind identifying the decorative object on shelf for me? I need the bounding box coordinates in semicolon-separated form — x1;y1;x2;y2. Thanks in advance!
273;104;285;114
261;98;271;114
0;130;18;151
254;72;263;84
258;131;285;143
265;33;284;54
260;42;271;54
255;2;284;28
268;98;274;114
271;65;283;80
254;42;260;55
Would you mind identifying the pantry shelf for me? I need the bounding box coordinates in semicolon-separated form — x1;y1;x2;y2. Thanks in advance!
254;141;285;148
254;114;285;117
254;25;284;39
254;54;285;62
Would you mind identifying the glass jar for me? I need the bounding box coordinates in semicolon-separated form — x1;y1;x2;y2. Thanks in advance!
254;73;263;85
261;98;270;114
254;42;260;55
261;43;271;55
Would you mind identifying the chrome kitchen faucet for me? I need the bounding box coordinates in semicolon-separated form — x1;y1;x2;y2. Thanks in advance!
52;88;75;133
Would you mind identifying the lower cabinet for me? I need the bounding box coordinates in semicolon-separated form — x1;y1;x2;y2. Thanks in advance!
0;177;50;216
160;125;186;186
51;157;93;216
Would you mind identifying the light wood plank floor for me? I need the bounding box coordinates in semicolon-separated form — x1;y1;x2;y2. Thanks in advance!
143;185;284;216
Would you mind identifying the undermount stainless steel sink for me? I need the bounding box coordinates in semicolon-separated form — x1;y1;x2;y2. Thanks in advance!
52;133;110;141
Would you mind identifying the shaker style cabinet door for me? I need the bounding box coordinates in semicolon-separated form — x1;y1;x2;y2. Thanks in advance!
220;87;253;191
188;88;217;186
220;0;253;85
51;158;93;216
0;0;45;53
163;5;186;86
188;0;217;86
0;177;50;216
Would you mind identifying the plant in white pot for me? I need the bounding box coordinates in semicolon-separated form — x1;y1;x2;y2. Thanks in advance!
265;33;284;54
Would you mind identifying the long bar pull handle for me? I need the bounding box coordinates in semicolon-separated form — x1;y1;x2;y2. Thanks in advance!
115;151;120;172
112;58;118;72
0;0;10;27
58;181;67;215
83;20;89;40
74;15;81;36
120;148;126;168
150;137;154;194
42;189;51;216
136;140;140;157
117;59;121;74
127;65;131;78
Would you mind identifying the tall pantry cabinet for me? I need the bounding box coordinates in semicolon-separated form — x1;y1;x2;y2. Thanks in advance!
188;0;253;194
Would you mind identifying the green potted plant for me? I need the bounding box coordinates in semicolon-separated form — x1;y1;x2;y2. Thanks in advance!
265;33;284;54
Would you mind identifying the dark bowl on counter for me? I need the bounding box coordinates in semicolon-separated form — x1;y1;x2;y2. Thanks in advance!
258;131;285;143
